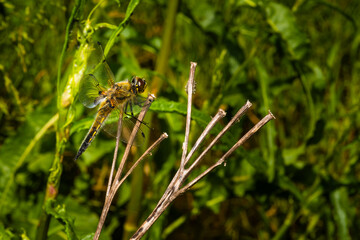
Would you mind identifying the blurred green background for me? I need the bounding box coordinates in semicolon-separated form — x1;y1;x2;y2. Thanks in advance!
0;0;359;239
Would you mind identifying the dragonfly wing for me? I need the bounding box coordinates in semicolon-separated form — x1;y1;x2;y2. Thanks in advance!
79;74;107;108
121;117;146;145
102;109;146;146
119;95;148;117
95;42;116;87
102;59;116;87
133;95;147;106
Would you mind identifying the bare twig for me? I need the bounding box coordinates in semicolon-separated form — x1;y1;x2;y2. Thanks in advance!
113;132;168;191
185;109;226;165
106;111;123;197
131;63;275;240
185;100;252;174
180;62;197;170
94;94;157;240
219;110;275;162
113;95;155;185
178;111;276;195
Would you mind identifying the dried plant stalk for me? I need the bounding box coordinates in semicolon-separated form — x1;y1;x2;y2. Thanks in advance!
93;94;168;240
130;63;275;240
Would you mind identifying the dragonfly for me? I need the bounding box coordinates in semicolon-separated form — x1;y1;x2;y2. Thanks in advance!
74;44;147;161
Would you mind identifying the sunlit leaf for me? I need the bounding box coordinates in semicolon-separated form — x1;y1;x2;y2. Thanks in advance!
45;200;78;240
150;98;211;128
0;106;55;216
330;188;352;240
265;2;309;60
0;223;13;240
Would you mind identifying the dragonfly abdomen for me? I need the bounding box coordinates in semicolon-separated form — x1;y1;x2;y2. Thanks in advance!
74;106;111;160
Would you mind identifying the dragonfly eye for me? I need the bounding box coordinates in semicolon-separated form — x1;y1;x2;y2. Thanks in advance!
130;77;146;94
136;78;147;93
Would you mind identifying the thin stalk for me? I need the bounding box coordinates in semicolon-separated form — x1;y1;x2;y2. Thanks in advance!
131;63;275;240
37;0;84;239
152;0;180;95
122;159;143;240
56;0;83;108
107;112;123;197
184;109;226;165
180;62;197;170
87;0;106;21
94;94;156;240
185;101;252;175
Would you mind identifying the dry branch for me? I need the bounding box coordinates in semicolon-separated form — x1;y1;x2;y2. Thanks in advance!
130;62;275;239
93;94;168;240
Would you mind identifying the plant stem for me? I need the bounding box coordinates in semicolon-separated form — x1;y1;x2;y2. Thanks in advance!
130;63;275;240
94;95;157;240
152;0;180;95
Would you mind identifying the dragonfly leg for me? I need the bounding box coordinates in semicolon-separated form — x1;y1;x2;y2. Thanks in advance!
129;101;134;117
124;101;129;115
123;111;152;130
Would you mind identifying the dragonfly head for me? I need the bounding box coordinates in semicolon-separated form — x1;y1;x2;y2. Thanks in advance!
131;76;147;94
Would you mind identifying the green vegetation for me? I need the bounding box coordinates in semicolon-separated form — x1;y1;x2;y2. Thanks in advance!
0;0;359;239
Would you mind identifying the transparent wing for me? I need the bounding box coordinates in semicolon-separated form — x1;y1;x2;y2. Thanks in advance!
79;74;107;108
102;109;146;146
123;95;148;116
94;42;116;87
85;42;116;88
133;95;148;107
102;59;116;87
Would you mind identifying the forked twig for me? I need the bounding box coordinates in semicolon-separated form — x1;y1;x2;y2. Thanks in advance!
94;94;168;240
130;62;275;240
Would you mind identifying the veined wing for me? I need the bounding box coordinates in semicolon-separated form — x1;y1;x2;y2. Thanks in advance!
79;74;107;108
84;42;116;88
96;41;116;87
120;93;148;117
102;58;116;87
102;108;146;145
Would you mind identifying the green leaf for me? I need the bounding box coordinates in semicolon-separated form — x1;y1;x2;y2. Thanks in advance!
150;98;211;128
104;0;141;56
162;215;186;239
117;181;131;206
278;176;304;202
0;223;13;240
151;98;239;151
27;153;53;173
330;188;351;240
265;2;309;60
0;107;55;216
236;0;261;7
244;149;268;173
255;58;277;181
187;1;224;36
80;234;95;240
64;197;105;239
79;139;115;166
45;200;79;240
282;145;306;167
